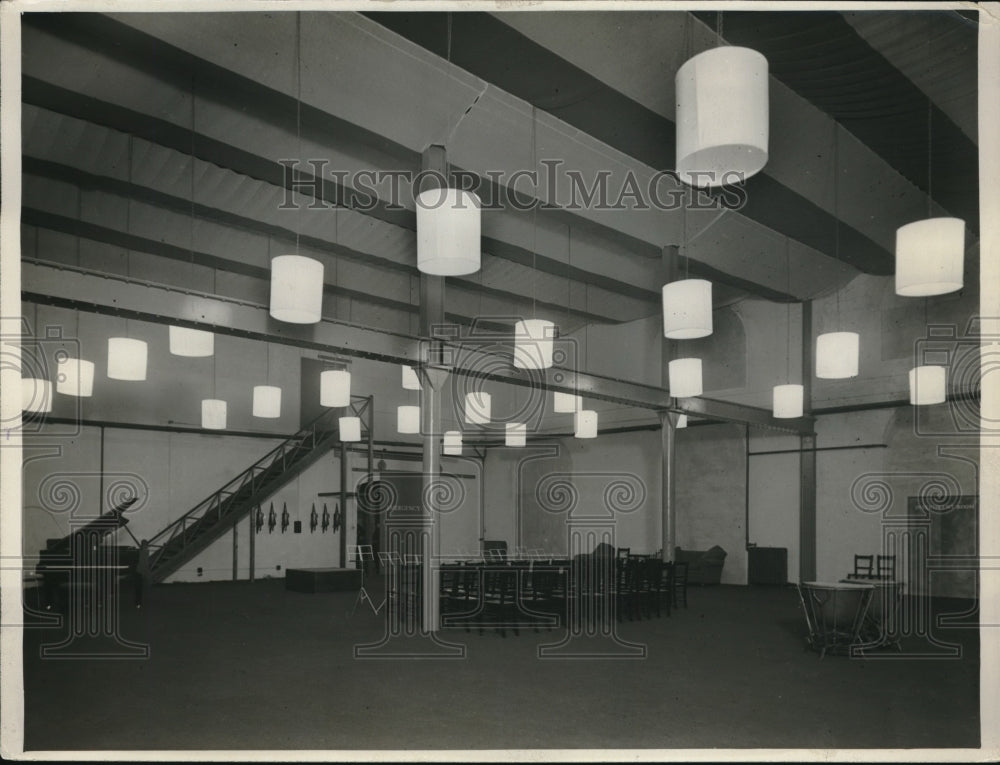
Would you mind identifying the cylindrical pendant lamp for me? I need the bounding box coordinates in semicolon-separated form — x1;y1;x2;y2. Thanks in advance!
269;255;324;324
169;326;214;357
201;399;227;430
675;46;769;188
574;410;598;439
21;378;52;413
253;385;282;418
107;337;148;381
895;218;965;297
505;422;527;447
339;416;361;442
464;391;491;424
668;358;703;398
662;279;713;339
320;369;351;407
513;319;555;369
816;332;859;379
553;392;582;413
772;384;804;419
443;430;463;455
401;365;421;390
909;365;947;406
416;188;481;276
56;358;94;397
397;405;420;434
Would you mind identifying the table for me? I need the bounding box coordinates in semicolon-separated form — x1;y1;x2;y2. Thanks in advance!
798;580;874;658
839;578;903;651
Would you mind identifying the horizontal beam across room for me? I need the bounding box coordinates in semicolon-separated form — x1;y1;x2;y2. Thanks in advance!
23;260;814;434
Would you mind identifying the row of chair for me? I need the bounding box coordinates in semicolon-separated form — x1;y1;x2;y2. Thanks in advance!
846;554;896;581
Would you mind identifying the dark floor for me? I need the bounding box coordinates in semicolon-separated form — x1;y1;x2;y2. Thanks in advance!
22;578;979;752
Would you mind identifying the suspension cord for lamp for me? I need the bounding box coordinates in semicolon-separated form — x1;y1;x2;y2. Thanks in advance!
786;236;792;383
295;11;302;258
190;74;196;287
927;98;933;219
833;123;841;332
531;105;538;321
447;12;453;64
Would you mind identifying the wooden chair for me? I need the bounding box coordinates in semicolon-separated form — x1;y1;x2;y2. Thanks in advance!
876;554;896;581
848;554;874;580
639;557;664;618
672;561;689;609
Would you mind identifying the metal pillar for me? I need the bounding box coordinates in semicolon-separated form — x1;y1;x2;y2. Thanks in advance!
799;300;817;581
340;445;348;569
248;510;256;582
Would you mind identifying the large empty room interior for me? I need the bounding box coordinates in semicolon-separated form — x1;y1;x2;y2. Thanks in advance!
3;3;997;760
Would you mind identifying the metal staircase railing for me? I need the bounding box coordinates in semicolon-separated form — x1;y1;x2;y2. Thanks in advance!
146;396;371;583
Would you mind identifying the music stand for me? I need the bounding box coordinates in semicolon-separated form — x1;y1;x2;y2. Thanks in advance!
348;545;378;617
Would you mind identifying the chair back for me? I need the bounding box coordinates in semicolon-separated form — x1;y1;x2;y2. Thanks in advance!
876;554;896;580
852;554;874;578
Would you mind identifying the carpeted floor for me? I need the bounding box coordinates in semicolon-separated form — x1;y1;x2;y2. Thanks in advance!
21;578;979;752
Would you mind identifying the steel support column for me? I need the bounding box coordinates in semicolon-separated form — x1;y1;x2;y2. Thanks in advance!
660;245;680;562
340;445;348;569
799;301;817;581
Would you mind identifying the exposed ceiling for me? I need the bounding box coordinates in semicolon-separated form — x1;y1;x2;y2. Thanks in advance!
20;9;979;344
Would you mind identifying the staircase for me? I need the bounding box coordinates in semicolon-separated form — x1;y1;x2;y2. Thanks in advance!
147;407;345;583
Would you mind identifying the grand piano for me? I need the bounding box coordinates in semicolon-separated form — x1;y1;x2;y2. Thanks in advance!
36;496;140;611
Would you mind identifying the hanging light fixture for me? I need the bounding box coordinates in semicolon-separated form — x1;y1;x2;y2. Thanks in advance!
253;342;281;418
270;14;324;324
171;73;214;357
668;358;703;398
339;416;361;442
443;430;463;455
21;378;52;413
505;422;527;447
676;414;688;429
772;384;804;419
773;237;804;418
909;365;947;406
894;45;965;298
107;336;147;381
513;319;555;370
270;254;324;324
464;391;491;424
675;15;768;189
816;125;859;380
397;405;420;434
553;392;582;413
253;386;282;418
662;279;713;339
816;332;860;379
320;369;351;407
416;187;482;276
201;399;227;430
170;327;213;357
56;357;94;397
401;365;421;390
574;409;598;439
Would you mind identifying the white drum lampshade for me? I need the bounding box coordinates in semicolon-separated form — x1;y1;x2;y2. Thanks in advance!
443;430;463;455
553;392;582;413
662;279;713;339
668;358;703;398
252;385;282;418
339;416;362;442
909;365;947;406
397;405;420;434
506;422;527;447
464;391;491;424
201;399;227;430
269;255;324;323
513;319;555;369
676;414;688;429
675;46;769;188
107;337;148;381
895;218;965;297
169;326;214;357
772;384;804;418
816;332;859;379
416;188;481;276
21;378;52;413
56;358;94;397
401;365;421;390
574;409;598;439
320;369;351;407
